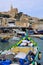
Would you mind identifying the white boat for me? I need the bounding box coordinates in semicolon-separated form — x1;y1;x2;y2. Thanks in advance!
12;36;20;41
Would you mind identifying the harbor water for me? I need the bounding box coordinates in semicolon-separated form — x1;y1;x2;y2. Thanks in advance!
32;37;43;65
0;37;43;65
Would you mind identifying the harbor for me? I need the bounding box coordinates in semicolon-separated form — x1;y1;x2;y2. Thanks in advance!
0;35;43;65
0;0;43;65
0;15;43;65
29;34;43;38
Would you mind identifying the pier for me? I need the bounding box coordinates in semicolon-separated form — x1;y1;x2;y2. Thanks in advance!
29;34;43;37
0;26;29;29
0;33;14;39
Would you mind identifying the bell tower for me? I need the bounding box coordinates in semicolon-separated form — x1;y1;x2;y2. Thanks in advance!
10;0;13;10
9;0;18;17
10;4;13;11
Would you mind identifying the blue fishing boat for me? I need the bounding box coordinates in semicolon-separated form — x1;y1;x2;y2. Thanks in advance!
0;59;12;65
37;30;43;34
0;38;8;43
39;37;43;40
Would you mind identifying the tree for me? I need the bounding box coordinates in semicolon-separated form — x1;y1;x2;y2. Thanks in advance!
15;12;23;20
0;14;10;18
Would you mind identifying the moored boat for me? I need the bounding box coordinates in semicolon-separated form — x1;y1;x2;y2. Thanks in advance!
0;36;41;65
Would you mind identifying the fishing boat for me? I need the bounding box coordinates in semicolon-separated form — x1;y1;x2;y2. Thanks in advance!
37;30;43;34
9;36;20;41
0;38;8;43
0;59;12;65
39;37;43;40
0;36;41;65
10;36;37;48
10;36;41;65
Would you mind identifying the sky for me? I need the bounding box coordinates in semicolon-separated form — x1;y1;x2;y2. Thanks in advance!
0;0;43;18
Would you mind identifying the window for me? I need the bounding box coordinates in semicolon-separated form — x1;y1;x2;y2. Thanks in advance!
8;21;15;25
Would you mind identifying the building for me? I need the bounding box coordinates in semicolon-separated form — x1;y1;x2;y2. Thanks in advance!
0;5;43;29
7;18;16;27
0;17;8;27
8;5;18;18
32;22;43;30
0;5;18;18
0;5;18;27
15;20;30;28
15;14;30;28
0;17;2;26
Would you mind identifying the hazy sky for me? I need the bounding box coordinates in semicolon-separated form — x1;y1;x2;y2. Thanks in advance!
0;0;43;18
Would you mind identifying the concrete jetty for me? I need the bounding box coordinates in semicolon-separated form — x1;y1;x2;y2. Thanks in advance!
29;34;43;37
0;33;14;39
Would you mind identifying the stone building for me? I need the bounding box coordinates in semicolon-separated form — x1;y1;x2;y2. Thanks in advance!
0;5;18;18
0;17;2;26
8;5;18;18
0;17;8;27
0;5;43;29
0;5;18;27
20;14;29;21
7;18;16;27
15;14;30;28
32;22;43;30
15;20;30;27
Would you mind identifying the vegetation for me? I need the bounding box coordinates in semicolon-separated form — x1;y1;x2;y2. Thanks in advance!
0;14;10;18
15;12;23;20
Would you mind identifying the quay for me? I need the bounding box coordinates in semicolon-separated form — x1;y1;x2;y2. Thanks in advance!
29;34;43;37
0;33;14;39
0;26;29;29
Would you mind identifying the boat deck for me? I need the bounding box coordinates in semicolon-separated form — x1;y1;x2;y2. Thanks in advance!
11;47;34;54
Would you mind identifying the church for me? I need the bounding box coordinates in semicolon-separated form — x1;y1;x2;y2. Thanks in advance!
0;5;18;18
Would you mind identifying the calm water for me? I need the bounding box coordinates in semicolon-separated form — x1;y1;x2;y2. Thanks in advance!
32;37;43;65
0;40;19;51
0;37;43;65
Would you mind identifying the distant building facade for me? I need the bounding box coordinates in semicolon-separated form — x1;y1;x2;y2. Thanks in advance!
32;22;43;30
0;17;8;27
15;20;29;27
0;5;43;29
0;5;18;18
